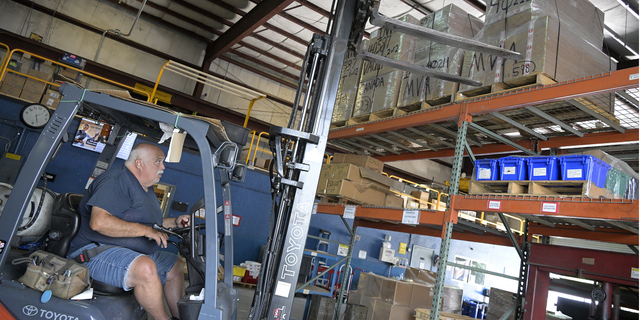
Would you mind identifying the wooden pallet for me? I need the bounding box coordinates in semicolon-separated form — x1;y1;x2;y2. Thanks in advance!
414;308;475;320
454;72;556;101
317;194;368;206
233;281;257;288
468;180;616;199
330;120;347;129
347;107;407;126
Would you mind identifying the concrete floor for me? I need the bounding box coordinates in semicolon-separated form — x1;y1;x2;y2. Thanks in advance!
235;285;309;320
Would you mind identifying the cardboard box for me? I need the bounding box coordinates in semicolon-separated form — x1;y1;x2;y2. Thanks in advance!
0;83;22;97
333;153;384;174
359;296;376;320
410;283;432;310
372;301;412;320
486;288;516;320
19;90;42;103
379;279;413;306
333;42;367;122
411;191;430;209
2;73;26;88
22;78;46;94
27;68;51;81
40;90;61;109
347;291;362;305
323;179;387;206
404;267;436;286
384;194;404;208
58;67;79;79
442;286;464;314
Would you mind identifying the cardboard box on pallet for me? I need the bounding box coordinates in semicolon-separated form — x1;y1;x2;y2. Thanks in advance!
410;282;432;310
2;73;27;88
0;83;22;97
333;40;368;123
411;191;430;209
353;15;418;117
322;179;387;206
384;194;404;208
398;5;483;108
459;13;612;93
19;90;42;103
27;68;52;82
333;153;384;174
483;0;604;47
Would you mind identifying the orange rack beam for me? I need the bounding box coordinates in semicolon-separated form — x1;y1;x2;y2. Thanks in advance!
450;195;639;221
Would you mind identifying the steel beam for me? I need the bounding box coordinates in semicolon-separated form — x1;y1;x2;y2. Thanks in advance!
617;91;639;107
606;221;640;234
560;218;596;231
510;213;555;228
566;99;626;133
490;112;548;140
355;137;400;154
429;124;483;147
405;127;456;148
204;0;295;63
497;213;525;261
528;224;638;246
446;262;519;281
468;122;539;156
388;131;437;151
370;134;418;153
524;106;584;137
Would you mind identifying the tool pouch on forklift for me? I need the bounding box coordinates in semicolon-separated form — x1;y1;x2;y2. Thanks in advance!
18;250;91;300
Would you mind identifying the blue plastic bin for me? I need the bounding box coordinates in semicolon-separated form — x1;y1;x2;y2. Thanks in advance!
559;155;611;188
498;157;527;180
526;156;559;180
475;159;498;181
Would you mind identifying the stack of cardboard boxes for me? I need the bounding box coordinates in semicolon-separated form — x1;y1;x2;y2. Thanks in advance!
353;15;419;117
0;70;52;103
398;4;483;108
317;154;405;207
332;40;368;123
347;268;464;320
459;0;610;93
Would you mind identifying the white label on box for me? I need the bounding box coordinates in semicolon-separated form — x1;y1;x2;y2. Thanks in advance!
337;244;349;256
541;202;558;213
630;73;639;81
402;209;420;225
632;268;639;279
358;250;367;259
503;166;516;175
567;169;583;178
274;281;291;297
488;200;501;210
343;205;356;219
533;167;547;176
478;168;492;179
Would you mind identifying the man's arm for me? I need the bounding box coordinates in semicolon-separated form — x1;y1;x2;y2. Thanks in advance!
90;206;169;248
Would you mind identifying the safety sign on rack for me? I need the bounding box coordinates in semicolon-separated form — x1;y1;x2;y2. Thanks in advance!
488;200;501;210
402;209;420;225
343;205;356;219
541;202;559;214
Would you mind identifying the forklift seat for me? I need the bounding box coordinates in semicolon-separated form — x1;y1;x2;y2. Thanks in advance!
47;193;130;296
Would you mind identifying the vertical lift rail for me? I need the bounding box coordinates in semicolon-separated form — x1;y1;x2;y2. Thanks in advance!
248;0;522;319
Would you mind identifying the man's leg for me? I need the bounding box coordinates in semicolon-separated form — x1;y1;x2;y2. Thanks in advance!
163;259;184;317
127;256;171;320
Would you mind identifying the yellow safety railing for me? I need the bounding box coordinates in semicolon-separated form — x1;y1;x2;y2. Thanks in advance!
388;175;448;210
0;43;9;75
151;60;265;107
245;131;270;166
0;49;150;101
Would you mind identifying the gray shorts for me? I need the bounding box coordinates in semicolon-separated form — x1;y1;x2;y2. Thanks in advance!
68;244;179;291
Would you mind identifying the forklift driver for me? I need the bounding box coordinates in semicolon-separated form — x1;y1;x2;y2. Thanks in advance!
66;143;190;320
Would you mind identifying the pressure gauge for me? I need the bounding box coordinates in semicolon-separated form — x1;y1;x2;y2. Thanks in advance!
20;104;51;129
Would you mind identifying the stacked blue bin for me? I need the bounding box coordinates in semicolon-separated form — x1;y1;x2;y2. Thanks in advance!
559;155;611;188
526;156;560;180
475;159;499;181
498;157;527;180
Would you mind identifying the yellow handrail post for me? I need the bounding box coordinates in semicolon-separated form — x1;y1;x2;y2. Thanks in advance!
245;131;257;164
244;96;265;128
251;132;269;165
151;60;171;104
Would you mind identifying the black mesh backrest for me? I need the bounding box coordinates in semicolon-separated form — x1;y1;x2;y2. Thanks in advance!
47;193;83;257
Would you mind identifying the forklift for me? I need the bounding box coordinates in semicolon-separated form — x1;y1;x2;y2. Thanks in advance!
0;0;520;319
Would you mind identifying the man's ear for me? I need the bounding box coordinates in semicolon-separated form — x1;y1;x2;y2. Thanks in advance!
135;158;144;170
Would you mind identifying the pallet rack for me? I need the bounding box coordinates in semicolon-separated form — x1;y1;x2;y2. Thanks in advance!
318;67;639;319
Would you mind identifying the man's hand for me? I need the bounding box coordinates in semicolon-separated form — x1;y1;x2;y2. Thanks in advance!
145;227;169;248
169;215;191;228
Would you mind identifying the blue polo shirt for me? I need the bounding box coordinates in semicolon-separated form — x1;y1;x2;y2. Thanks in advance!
68;165;163;255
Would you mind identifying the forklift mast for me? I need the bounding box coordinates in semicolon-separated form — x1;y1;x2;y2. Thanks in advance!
247;0;520;319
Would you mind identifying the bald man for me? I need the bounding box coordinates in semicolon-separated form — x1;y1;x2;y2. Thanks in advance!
68;143;189;320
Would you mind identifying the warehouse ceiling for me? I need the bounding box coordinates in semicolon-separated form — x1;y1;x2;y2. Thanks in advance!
111;0;639;88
